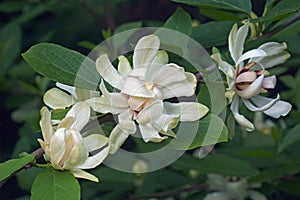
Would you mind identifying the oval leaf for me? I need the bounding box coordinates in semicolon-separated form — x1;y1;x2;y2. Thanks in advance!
0;154;35;182
31;168;80;200
22;43;100;90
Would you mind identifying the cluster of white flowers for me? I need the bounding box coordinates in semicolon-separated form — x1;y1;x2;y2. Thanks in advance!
38;34;208;181
37;24;292;182
212;23;292;131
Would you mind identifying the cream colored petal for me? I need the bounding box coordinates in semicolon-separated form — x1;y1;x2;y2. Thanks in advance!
96;54;124;90
236;75;264;99
230;95;254;131
118;55;132;76
136;99;164;124
164;102;209;122
86;97;128;114
118;109;134;122
236;49;267;66
153;64;187;86
152;50;169;64
76;146;109;169
83;134;109;152
229;23;249;63
56;82;77;100
39;107;54;144
262;75;276;89
119;119;137;134
43;88;75;109
63;144;88;169
122;76;154;98
236;71;257;83
50;128;66;168
139;124;167;143
211;53;235;79
70;169;98;182
99;81;129;107
250;95;292;118
158;75;196;99
57;116;74;130
109;125;130;154
248;190;267;200
133;34;160;68
66;102;90;131
76;87;100;102
153;113;179;132
243;94;280;112
252;51;290;69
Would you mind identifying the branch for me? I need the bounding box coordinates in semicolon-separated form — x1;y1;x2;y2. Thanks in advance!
0;148;44;187
259;10;300;39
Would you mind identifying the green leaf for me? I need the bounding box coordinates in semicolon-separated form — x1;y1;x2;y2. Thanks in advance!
31;168;80;200
172;114;228;150
22;43;100;90
173;154;259;177
0;24;22;72
172;0;252;15
191;21;234;48
0;1;28;13
163;7;192;35
278;179;300;195
252;0;300;22
200;7;245;21
277;124;300;153
0;154;35;182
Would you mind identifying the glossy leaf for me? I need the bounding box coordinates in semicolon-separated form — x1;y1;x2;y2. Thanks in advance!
191;21;234;48
172;0;252;14
172;114;228;150
173;154;259;177
163;7;192;35
253;0;300;22
31;168;80;200
0;154;35;182
22;43;100;90
277;124;300;153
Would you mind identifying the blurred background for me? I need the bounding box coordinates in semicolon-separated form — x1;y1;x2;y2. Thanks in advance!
0;0;298;199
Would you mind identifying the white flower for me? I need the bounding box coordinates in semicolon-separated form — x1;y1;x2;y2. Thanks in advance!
212;23;292;131
43;82;99;109
38;102;110;182
204;174;267;200
87;34;208;153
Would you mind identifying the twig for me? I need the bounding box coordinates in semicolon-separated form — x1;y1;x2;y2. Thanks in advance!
0;148;44;188
259;10;300;39
126;183;207;200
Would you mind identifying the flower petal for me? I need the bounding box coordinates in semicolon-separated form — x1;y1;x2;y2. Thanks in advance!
236;75;264;99
39;107;54;144
243;94;280;112
236;71;257;83
76;146;109;169
133;34;160;68
56;82;78;100
118;55;132;76
230;95;254;131
109;125;131;154
63;143;88;169
50;128;66;169
70;169;98;182
253;51;290;69
43;88;75;109
96;54;124;90
152;50;169;64
153;64;187;86
250;95;292;118
139;124;167;142
136;99;164;124
66;102;90;131
236;49;267;66
122;76;154;98
75;87;100;101
83;134;109;152
86;96;127;114
229;23;249;63
248;190;267;200
57;116;74;130
203;192;228;200
153;113;179;132
99;81;129;108
263;75;276;89
164;102;209;122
